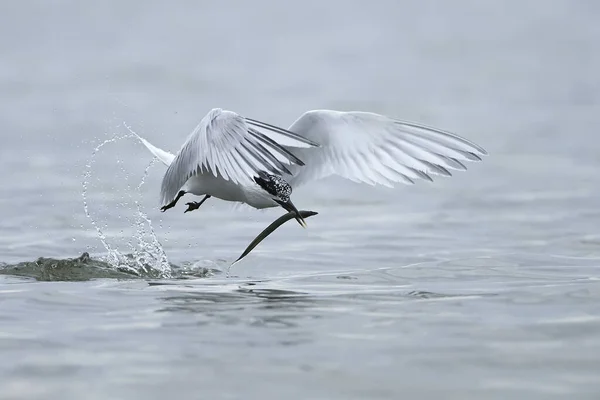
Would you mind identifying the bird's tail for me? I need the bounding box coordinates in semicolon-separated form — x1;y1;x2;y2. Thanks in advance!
132;133;176;166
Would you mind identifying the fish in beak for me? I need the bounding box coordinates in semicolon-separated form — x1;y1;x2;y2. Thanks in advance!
232;210;319;266
274;198;307;228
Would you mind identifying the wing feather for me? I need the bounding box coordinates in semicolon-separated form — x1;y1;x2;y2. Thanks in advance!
284;110;486;188
159;108;318;205
245;118;321;148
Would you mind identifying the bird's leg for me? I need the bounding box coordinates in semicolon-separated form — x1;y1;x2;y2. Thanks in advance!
184;195;211;213
160;190;186;212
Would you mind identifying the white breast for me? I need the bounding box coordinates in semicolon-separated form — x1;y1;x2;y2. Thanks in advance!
183;172;278;209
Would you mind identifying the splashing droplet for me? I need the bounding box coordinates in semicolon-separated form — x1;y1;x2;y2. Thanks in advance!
81;127;172;278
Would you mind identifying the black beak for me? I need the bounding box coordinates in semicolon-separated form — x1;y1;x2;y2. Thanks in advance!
274;199;307;228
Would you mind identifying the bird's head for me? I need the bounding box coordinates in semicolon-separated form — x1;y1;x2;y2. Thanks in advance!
253;171;307;228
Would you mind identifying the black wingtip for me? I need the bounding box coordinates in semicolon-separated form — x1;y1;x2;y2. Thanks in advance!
245;117;321;147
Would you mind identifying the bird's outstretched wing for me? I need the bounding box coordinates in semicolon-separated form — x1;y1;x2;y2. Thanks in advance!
160;108;319;205
284;110;487;188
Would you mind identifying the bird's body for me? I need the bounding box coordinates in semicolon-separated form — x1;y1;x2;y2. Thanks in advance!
133;107;487;222
183;171;277;209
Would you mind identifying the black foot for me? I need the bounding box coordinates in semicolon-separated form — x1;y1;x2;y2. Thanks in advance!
184;195;211;213
160;190;185;212
184;202;201;213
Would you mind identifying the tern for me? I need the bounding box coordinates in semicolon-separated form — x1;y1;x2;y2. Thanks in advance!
133;107;486;236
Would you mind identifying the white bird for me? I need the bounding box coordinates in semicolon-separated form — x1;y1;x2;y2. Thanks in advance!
133;107;487;227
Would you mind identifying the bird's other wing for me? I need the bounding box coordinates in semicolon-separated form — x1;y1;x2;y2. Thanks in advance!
131;132;176;166
160;108;319;205
284;110;487;188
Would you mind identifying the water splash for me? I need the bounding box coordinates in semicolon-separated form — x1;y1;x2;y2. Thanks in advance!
129;157;171;277
81;127;172;278
82;134;126;265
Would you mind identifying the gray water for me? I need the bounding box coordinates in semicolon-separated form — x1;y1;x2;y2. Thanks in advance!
1;1;600;399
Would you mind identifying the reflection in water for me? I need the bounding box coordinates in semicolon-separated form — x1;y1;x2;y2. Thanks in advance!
156;285;324;346
159;286;315;313
153;274;496;332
